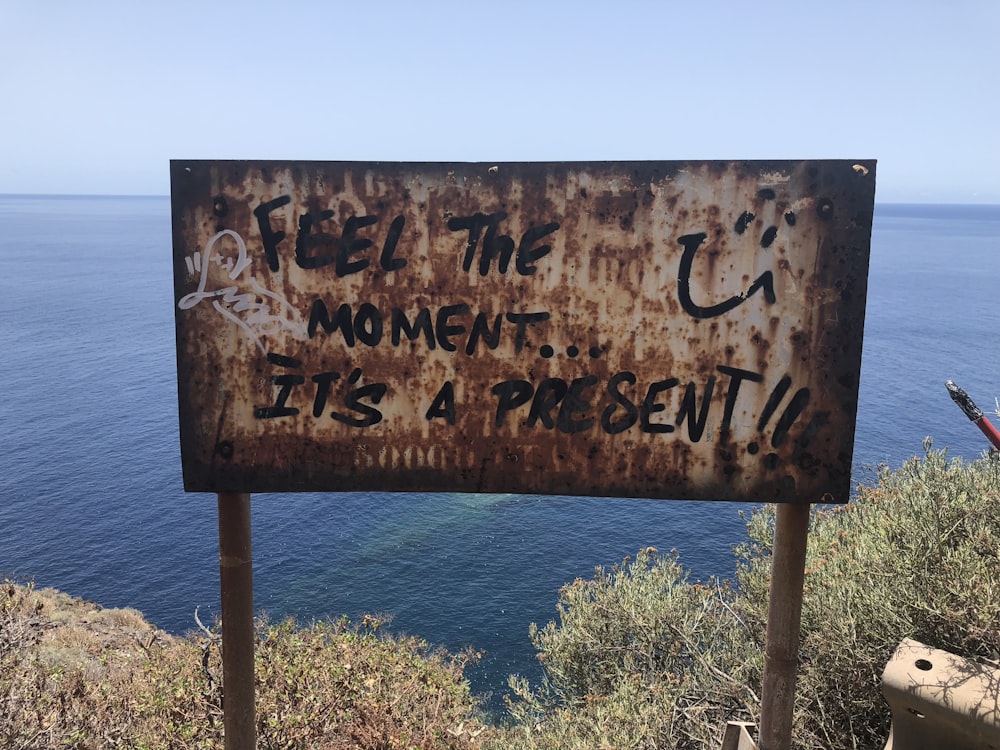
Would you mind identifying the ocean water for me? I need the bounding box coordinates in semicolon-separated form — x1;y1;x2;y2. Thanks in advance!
1;196;998;710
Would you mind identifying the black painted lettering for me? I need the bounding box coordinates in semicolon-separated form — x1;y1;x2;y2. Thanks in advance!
336;215;378;277
448;212;514;276
380;214;407;271
735;211;755;234
640;378;679;433
491;380;534;428
677;233;777;319
747;273;776;305
331;381;387;427
771;388;810;447
790;411;828;463
758;375;792;431
557;375;597;434
601;371;639;434
254;374;304;419
353;302;383;346
266;352;302;369
480;213;515;275
760;225;778;248
310;371;340;417
308;300;355;345
515;222;559;275
426;381;456;425
504;312;551;353
449;213;487;272
716;365;764;437
253;195;291;272
435;303;469;352
676;377;716;442
465;312;503;355
528;378;568;429
294;209;336;269
391;307;436;349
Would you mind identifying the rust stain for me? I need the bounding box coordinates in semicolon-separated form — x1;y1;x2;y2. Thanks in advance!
171;160;876;503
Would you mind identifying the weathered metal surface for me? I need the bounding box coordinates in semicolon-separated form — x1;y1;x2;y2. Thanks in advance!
721;722;759;750
882;639;1000;749
171;160;876;502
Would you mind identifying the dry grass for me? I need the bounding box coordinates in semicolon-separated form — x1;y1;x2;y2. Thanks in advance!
0;582;490;749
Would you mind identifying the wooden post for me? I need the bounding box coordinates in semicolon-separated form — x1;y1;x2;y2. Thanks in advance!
218;492;256;750
759;502;810;750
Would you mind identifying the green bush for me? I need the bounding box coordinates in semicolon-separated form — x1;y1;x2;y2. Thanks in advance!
495;445;1000;749
736;443;1000;749
491;551;759;749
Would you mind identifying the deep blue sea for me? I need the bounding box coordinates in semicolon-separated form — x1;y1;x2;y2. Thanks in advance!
1;196;998;711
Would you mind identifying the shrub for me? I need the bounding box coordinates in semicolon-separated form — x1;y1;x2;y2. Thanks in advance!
491;550;759;749
736;442;1000;749
497;445;1000;749
0;586;488;749
249;615;486;749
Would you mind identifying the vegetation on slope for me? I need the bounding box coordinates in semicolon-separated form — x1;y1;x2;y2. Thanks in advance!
493;444;1000;749
3;444;998;749
0;585;487;749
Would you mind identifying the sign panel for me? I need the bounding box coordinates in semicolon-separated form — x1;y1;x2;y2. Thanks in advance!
171;160;875;502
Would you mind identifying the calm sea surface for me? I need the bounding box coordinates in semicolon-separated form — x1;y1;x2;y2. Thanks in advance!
1;196;998;710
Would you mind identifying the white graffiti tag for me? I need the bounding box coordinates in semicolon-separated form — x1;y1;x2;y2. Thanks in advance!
178;229;307;354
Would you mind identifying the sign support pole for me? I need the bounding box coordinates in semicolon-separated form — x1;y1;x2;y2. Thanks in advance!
218;492;256;750
759;502;810;750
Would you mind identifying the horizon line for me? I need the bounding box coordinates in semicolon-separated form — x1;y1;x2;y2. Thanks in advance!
1;193;998;208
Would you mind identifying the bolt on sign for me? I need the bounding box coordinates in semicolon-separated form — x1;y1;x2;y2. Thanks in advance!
171;160;875;502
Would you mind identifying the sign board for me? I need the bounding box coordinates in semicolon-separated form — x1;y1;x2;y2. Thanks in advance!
171;160;875;502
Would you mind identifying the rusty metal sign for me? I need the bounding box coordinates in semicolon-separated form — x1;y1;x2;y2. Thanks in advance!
171;160;875;502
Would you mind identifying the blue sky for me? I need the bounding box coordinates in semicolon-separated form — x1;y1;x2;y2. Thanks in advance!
2;0;997;202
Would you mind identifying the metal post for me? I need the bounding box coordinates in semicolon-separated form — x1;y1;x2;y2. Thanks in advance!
218;492;256;750
759;502;810;750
